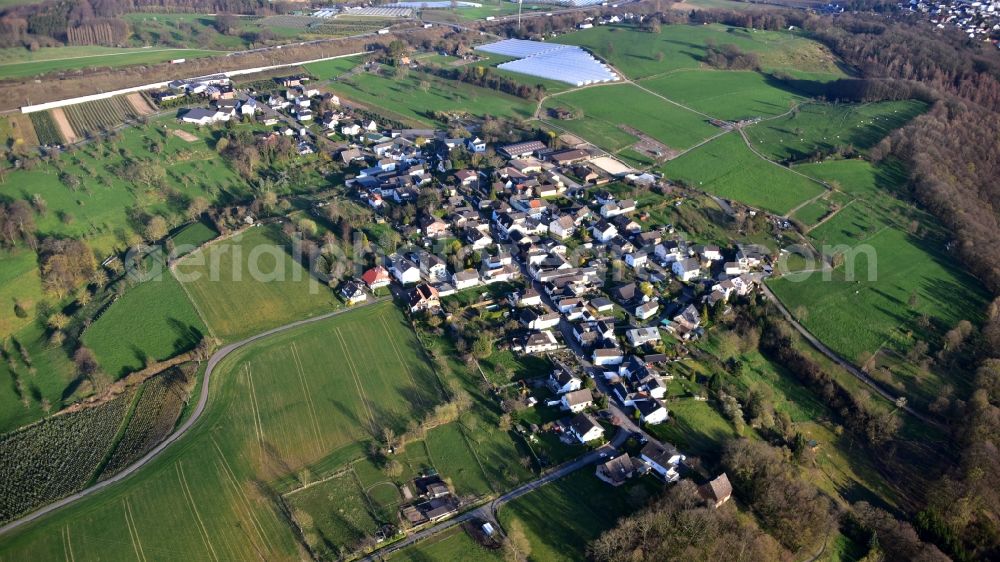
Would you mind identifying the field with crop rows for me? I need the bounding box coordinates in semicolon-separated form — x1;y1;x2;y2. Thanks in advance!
27;111;61;145
63;96;140;139
97;367;193;479
0;390;133;523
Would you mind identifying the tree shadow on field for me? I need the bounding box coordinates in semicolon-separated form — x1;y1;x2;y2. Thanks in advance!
167;317;203;355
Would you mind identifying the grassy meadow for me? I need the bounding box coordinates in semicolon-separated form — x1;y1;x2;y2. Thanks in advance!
746;100;928;162
172;225;339;341
82;270;207;378
0;301;441;561
303;55;362;80
542;83;718;152
388;526;503;561
0;47;221;80
639;69;804;121
661;132;826;214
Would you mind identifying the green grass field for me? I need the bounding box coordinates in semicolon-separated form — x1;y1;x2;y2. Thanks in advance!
330;70;536;126
0;249;43;339
425;422;493;496
304;55;362;80
82;271;207;379
0;320;77;435
168;220;219;252
793;198;832;226
662;132;826;214
558;24;846;80
389;526;503;561
542;83;718;152
746;100;928;162
497;471;659;562
172;225;339;341
0;47;221;80
4;115;247;254
640;69;804;121
0;301;442;560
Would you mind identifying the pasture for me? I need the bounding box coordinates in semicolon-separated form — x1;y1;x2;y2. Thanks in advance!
0;47;220;80
4;115;247;254
0;320;77;436
496;470;658;562
388;526;503;561
82;269;207;379
542;83;718;152
304;55;362;80
661;132;826;214
558;24;846;80
746;100;927;162
639;69;804;121
329;70;536;126
172;225;339;341
0;249;43;339
0;301;442;560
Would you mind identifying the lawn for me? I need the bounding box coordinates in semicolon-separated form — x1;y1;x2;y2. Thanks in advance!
0;301;442;561
496;470;659;562
425;422;493;497
388;526;503;561
82;270;207;379
541;83;718;152
639;69;804;121
304;55;362;80
661;132;826;214
3;115;247;254
0;47;221;80
558;24;846;80
0;248;43;339
645;398;738;460
172;225;340;341
769;225;988;364
329;70;536;126
746;100;928;163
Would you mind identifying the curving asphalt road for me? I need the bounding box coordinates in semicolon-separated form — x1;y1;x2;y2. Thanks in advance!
0;297;390;538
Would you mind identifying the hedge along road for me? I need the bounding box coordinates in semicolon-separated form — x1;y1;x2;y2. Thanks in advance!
0;296;390;538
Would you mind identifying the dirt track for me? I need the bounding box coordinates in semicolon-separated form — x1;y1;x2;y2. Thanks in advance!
49;107;77;144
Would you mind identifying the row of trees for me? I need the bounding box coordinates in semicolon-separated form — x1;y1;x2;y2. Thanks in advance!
420;65;547;102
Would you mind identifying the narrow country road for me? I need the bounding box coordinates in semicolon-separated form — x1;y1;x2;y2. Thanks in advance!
0;297;390;538
760;284;939;426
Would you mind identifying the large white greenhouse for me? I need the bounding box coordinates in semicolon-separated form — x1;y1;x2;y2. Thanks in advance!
475;39;619;87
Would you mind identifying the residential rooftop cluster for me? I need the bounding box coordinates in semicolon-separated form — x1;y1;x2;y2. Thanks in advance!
903;0;1000;43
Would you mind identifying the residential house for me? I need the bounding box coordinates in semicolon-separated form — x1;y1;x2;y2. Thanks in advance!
626;327;661;347
698;473;733;508
635;300;659;321
408;283;440;312
520;308;561;330
452;269;481;290
591;220;618;244
549;363;583;394
672;258;701;282
390;255;422;285
561;389;594;413
549;215;576;240
466;136;486;153
339;280;367;305
420;216;451;239
634;398;669;424
595;453;639;486
521;330;560;353
361;266;391;290
641;442;685;482
568;413;604;443
593;346;624;366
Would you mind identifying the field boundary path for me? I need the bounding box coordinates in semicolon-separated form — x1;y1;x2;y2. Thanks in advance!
760;283;939;426
0;296;390;538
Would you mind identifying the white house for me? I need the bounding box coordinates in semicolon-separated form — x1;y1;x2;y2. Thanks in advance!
699;244;722;261
561;389;594;413
339;280;367;305
672;258;701;282
591;221;618;244
549;365;583;394
466;136;486;153
568;413;604;443
634;398;668;425
593;347;624;366
635;300;659;321
550;215;576;240
522;330;561;353
341;123;362;136
626;327;661;347
390;256;421;285
452;269;481;290
641;442;685;482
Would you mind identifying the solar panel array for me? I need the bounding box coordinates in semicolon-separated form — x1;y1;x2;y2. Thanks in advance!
476;39;618;86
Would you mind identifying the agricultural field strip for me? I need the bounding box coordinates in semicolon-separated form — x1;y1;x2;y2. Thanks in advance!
122;498;147;562
0;47;226;68
334;327;378;435
289;342;325;453
175;461;220;562
244;363;265;454
210;438;271;552
378;314;421;405
61;525;74;562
